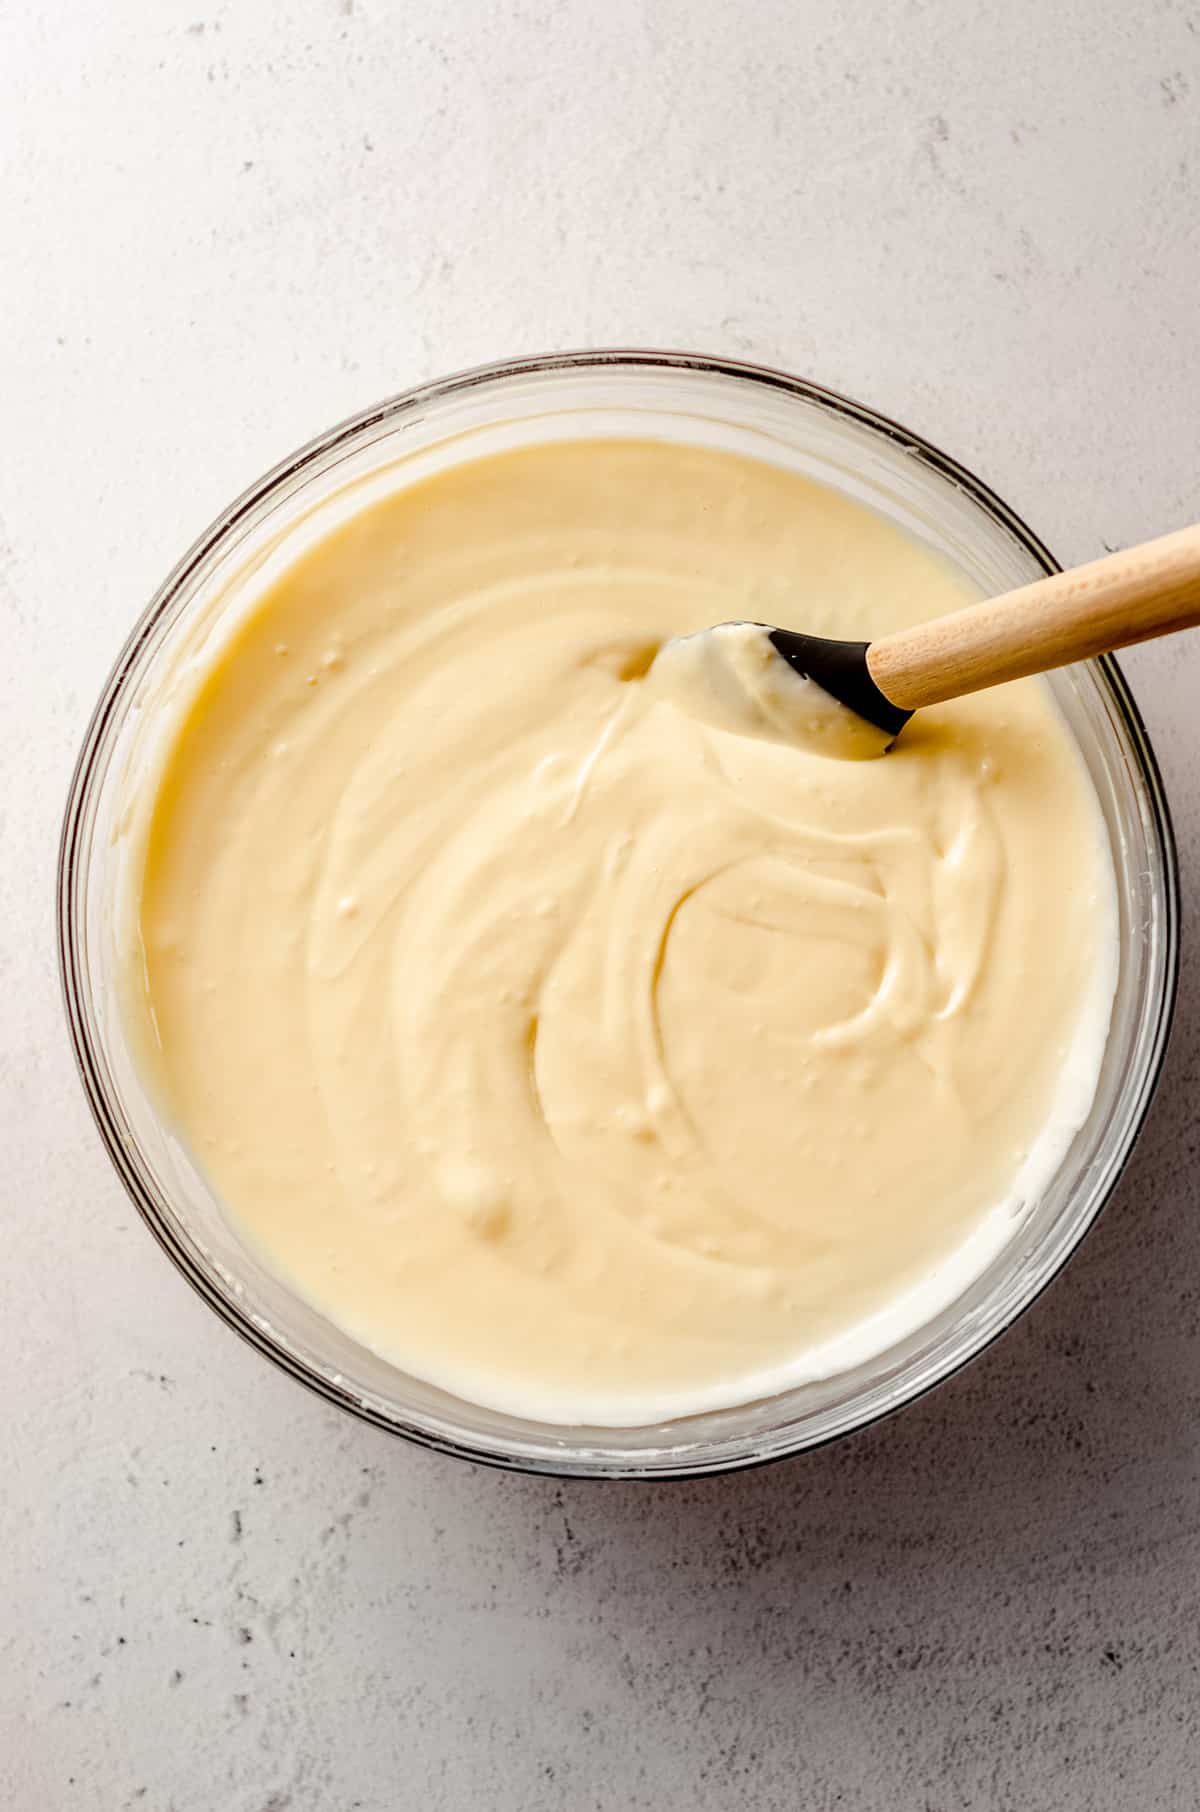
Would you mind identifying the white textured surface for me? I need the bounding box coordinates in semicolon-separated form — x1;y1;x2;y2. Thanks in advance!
4;2;1200;1806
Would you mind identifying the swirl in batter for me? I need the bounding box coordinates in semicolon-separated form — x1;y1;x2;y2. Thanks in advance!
131;440;1116;1424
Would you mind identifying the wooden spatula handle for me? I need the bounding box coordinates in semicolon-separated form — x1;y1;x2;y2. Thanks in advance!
866;522;1200;712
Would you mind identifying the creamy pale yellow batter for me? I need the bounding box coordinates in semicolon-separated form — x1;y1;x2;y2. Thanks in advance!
131;439;1116;1425
647;621;898;758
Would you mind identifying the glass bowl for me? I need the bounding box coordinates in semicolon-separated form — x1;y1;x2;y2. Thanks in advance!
58;351;1180;1478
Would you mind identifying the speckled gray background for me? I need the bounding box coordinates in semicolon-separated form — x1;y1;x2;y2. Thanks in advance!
4;2;1200;1806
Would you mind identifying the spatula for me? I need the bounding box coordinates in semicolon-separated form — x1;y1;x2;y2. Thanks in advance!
679;521;1200;752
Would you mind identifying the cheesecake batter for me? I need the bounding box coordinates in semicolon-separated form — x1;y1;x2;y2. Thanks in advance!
130;439;1116;1425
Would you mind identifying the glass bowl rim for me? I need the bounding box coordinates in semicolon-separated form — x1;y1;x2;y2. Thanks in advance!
57;347;1182;1478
